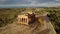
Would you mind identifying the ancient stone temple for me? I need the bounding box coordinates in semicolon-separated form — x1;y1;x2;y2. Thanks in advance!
17;12;35;25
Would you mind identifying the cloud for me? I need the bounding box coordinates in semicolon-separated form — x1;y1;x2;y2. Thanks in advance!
0;0;32;4
55;0;60;1
0;0;60;7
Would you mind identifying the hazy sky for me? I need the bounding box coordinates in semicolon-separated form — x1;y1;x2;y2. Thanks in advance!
0;0;60;7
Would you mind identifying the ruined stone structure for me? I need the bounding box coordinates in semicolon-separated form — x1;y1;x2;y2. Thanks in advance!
17;12;35;25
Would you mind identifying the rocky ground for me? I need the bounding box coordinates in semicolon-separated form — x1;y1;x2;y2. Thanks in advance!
0;16;56;34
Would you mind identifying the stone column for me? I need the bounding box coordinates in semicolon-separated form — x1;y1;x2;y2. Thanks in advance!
24;18;27;23
20;18;22;22
26;18;27;23
19;18;21;22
